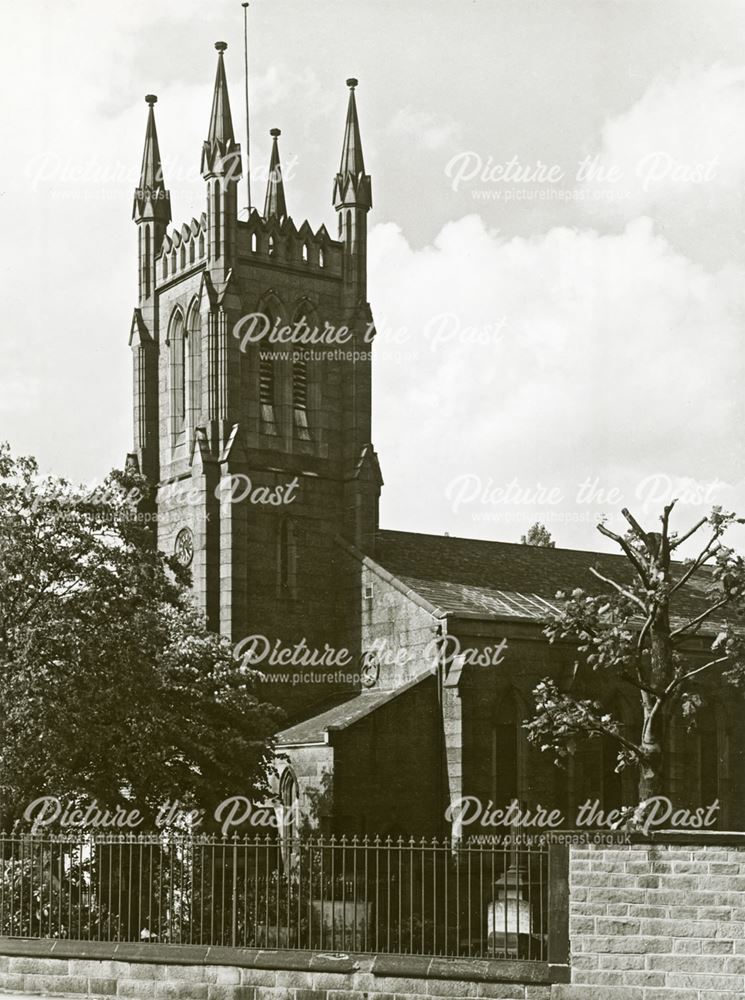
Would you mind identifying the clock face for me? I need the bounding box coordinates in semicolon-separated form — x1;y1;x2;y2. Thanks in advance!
174;527;194;567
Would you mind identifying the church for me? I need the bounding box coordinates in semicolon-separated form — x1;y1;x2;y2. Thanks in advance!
128;42;745;838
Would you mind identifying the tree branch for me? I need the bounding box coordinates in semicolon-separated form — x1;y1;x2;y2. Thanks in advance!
589;566;647;611
596;523;651;586
622;507;651;546
536;697;645;761
670;535;720;594
664;655;730;694
670;599;729;640
670;516;708;551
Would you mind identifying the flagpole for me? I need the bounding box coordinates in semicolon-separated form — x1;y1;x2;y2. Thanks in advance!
242;1;252;212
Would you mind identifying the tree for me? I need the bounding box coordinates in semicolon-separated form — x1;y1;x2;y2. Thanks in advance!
0;443;281;830
521;523;555;547
525;503;745;808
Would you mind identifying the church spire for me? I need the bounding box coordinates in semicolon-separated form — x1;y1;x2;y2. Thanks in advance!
201;42;242;180
333;78;372;300
263;128;288;220
207;41;235;144
139;95;165;192
133;95;171;226
333;78;371;211
339;78;366;177
200;41;242;282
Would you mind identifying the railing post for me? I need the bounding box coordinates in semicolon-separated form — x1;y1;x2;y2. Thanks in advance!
547;842;570;977
231;834;238;948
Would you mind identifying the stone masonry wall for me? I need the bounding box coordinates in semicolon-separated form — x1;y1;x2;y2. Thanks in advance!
2;838;745;1000
0;945;552;1000
555;837;745;1000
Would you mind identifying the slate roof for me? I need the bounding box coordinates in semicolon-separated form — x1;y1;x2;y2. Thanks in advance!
279;531;734;746
276;673;430;746
374;529;719;626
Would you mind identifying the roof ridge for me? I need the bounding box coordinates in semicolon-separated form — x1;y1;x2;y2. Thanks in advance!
375;527;702;567
376;527;626;559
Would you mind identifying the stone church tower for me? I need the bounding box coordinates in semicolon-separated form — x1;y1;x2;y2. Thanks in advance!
127;42;745;836
129;43;382;717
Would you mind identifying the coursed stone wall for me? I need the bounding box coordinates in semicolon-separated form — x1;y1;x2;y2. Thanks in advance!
555;834;745;1000
2;837;744;1000
0;943;553;1000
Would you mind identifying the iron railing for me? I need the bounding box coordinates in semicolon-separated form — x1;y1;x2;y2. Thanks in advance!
0;834;559;960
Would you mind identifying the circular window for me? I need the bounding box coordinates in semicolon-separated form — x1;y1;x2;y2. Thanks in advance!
174;527;194;567
360;652;380;688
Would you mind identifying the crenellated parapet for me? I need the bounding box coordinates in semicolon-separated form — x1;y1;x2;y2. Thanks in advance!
157;215;208;283
154;209;343;284
239;210;342;275
129;35;380;645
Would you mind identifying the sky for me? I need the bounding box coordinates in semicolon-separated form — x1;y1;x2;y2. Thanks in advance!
2;0;745;553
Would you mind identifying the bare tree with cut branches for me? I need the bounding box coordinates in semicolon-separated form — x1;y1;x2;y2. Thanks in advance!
526;503;745;806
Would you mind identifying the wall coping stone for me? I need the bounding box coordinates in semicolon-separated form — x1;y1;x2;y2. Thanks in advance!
627;831;745;846
0;937;568;984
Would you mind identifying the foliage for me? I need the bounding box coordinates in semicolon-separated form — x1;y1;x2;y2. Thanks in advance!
0;443;281;829
520;523;555;547
525;503;745;804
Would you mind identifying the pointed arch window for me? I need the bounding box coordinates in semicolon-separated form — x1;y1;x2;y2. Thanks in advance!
186;304;202;432
278;767;300;866
292;353;311;441
601;735;624;816
318;247;325;268
601;696;630;817
492;691;521;811
302;242;309;263
169;311;186;438
143;226;152;298
345;211;353;252
280;766;299;815
259;351;277;435
698;705;720;813
213;180;221;253
278;517;297;595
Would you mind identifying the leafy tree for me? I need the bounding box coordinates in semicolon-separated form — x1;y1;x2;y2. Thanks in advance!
0;443;281;830
520;523;555;547
525;503;745;806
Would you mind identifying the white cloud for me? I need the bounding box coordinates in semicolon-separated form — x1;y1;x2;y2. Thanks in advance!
370;214;745;551
579;65;745;266
388;107;461;151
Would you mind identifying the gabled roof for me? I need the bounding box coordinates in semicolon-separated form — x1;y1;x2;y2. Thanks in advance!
374;529;719;626
277;672;431;746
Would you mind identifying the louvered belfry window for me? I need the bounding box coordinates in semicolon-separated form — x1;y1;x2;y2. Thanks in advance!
293;354;310;440
260;354;277;434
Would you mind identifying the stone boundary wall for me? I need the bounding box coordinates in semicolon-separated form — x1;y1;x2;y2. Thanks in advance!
1;834;744;1000
0;941;553;1000
555;832;745;1000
